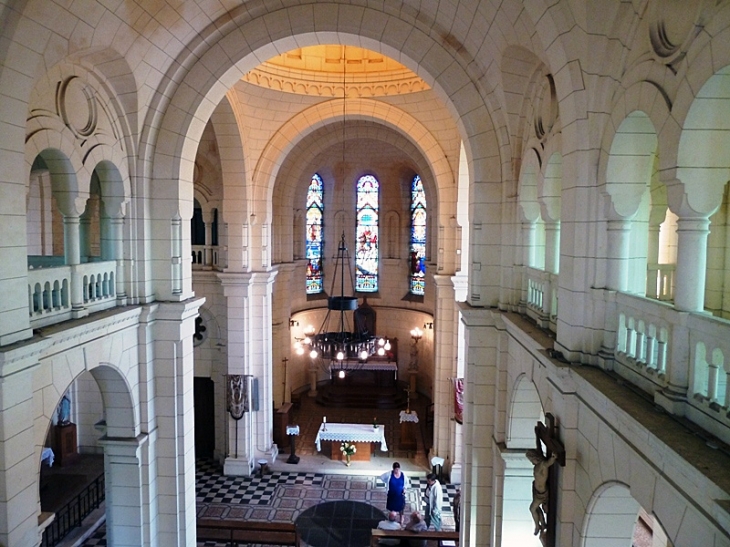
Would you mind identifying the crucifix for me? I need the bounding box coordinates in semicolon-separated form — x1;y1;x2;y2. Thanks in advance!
526;413;565;547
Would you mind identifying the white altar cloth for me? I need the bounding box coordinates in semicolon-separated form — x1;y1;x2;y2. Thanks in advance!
315;423;388;452
399;410;419;423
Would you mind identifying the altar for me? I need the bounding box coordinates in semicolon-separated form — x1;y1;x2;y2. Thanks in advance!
314;423;388;462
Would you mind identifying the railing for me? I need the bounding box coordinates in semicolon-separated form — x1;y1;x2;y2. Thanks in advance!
614;291;730;444
28;265;73;327
192;245;219;269
646;263;675;301
28;260;117;328
77;261;116;313
41;472;105;547
524;267;558;332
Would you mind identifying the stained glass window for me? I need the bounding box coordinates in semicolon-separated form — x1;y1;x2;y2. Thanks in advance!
355;174;379;292
305;174;324;294
410;175;427;295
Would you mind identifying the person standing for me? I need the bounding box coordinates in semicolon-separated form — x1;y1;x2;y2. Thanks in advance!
380;462;411;523
424;473;443;530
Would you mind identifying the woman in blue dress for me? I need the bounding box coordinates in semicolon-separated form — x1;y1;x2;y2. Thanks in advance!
380;462;411;523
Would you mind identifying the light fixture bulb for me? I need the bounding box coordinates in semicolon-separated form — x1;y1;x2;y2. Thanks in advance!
303;336;311;345
338;370;345;379
310;349;318;359
384;341;391;351
336;350;345;360
296;347;305;355
378;347;385;356
359;350;369;360
378;338;385;346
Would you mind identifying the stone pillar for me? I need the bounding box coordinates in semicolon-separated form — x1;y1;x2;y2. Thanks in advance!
151;299;203;546
498;449;541;546
522;221;537;269
99;435;148;547
219;271;278;475
459;305;500;546
272;264;295;408
432;276;458;469
674;216;711;312
544;220;560;274
606;218;631;292
0;354;39;547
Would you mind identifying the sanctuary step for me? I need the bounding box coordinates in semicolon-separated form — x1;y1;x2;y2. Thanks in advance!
316;383;409;408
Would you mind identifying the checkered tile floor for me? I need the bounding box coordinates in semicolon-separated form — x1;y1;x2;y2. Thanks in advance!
81;459;458;545
195;458;324;505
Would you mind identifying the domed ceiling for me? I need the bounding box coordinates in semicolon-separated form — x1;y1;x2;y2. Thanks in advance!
244;45;430;97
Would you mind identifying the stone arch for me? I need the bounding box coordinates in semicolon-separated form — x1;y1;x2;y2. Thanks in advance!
603;111;658;219
273;120;445;269
89;364;137;438
25;140;89;211
506;374;544;449
674;64;730;216
502;374;546;547
255;98;454;226
582;482;640;547
142;4;500;297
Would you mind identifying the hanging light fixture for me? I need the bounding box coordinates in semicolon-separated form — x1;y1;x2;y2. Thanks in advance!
301;46;390;377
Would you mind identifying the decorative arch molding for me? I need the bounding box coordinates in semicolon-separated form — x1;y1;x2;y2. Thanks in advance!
257;98;453;220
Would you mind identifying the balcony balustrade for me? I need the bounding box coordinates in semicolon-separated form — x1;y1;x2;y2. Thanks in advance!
28;260;117;328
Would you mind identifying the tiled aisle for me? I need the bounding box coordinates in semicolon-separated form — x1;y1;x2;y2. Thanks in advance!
82;392;456;545
82;459;458;546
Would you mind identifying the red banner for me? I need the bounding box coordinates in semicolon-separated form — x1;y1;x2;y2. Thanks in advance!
453;378;464;424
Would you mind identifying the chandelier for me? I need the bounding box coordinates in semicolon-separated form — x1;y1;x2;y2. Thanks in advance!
292;46;391;376
294;232;391;375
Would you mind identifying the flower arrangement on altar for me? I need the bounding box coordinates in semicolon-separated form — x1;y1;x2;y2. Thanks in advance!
340;442;357;456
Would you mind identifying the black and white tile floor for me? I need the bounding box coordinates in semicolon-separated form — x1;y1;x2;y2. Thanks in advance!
82;459;458;546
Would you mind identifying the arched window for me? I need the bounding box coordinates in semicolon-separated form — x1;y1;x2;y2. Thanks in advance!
355;174;379;292
410;175;427;295
305;174;324;294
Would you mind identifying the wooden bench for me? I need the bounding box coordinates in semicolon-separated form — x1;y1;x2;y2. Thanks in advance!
370;528;459;546
197;518;301;546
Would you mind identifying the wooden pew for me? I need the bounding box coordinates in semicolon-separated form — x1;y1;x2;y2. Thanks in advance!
197;518;301;546
370;528;459;546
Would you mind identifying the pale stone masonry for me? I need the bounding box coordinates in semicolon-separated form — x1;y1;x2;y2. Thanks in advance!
1;1;730;546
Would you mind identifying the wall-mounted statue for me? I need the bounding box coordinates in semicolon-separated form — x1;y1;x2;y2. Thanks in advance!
526;414;565;547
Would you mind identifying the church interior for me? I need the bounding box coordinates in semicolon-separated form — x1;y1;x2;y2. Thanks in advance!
2;1;730;546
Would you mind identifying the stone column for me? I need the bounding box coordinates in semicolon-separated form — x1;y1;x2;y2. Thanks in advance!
674;216;711;312
62;215;84;310
219;271;278;475
103;199;127;305
431;276;458;470
0;353;39;547
544;220;560;274
606;218;631;292
99;435;148;547
272;263;295;408
150;299;203;546
459;305;501;546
